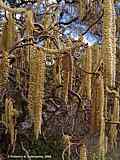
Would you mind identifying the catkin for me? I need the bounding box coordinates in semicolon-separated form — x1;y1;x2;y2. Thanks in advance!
82;47;92;100
68;53;73;91
0;50;8;89
91;73;105;135
1;13;16;51
53;56;61;86
109;90;119;150
62;53;73;104
63;71;69;104
91;45;102;133
28;48;45;140
4;98;17;145
0;13;15;89
25;9;34;35
25;9;34;65
79;0;86;19
102;0;115;87
80;143;87;160
98;74;105;159
92;45;101;72
111;4;116;87
63;135;71;160
91;75;100;133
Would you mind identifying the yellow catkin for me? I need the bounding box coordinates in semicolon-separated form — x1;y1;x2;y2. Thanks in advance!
90;45;102;133
109;89;119;150
0;13;17;145
1;13;16;51
53;56;61;86
4;98;17;145
68;53;73;91
0;13;15;89
82;47;92;100
80;143;87;160
0;50;8;89
79;0;86;19
53;56;62;97
98;74;105;159
91;75;100;133
28;48;45;140
63;135;71;160
63;71;69;104
67;39;73;91
111;4;116;87
25;9;34;35
62;53;73;104
92;45;101;72
102;0;115;87
25;9;34;65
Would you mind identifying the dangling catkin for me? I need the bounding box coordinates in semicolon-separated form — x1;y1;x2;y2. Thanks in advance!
109;89;119;150
82;47;92;100
25;9;34;36
91;78;98;134
0;50;8;89
80;143;87;160
25;9;34;67
92;45;101;72
53;56;61;86
63;70;69;104
68;53;73;91
67;39;73;91
63;134;71;159
4;98;17;145
91;45;102;133
98;74;105;159
0;13;15;89
91;74;100;133
62;53;73;104
2;13;16;51
102;0;115;87
111;3;116;88
79;0;86;20
28;47;45;140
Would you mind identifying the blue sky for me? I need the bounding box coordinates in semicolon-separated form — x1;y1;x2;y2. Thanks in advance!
4;0;120;46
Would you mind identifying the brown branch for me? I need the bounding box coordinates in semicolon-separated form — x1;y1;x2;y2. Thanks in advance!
9;43;34;54
79;67;99;75
82;10;104;36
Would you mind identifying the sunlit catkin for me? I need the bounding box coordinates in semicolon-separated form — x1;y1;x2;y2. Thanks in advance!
25;9;34;35
109;89;119;150
53;56;61;85
0;13;15;89
111;4;116;88
28;48;45;140
103;0;115;87
1;13;16;51
62;53;73;104
98;74;105;160
91;73;102;133
25;9;34;65
82;47;92;100
4;98;17;145
0;50;8;89
63;70;69;104
92;45;101;72
79;0;86;19
80;143;87;160
91;45;102;133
